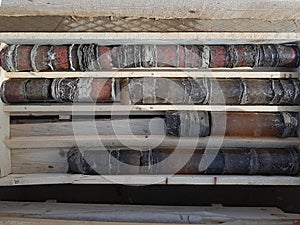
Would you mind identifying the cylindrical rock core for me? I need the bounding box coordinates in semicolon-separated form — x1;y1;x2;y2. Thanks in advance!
51;78;113;102
67;147;300;175
0;44;299;72
0;78;113;103
165;111;298;138
211;112;298;138
122;78;300;105
165;111;210;137
0;78;52;103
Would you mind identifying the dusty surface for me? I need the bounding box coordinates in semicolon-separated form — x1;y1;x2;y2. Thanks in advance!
1;16;300;32
0;0;300;20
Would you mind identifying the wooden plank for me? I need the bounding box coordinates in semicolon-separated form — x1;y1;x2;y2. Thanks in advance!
10;118;165;137
0;218;194;225
0;32;299;45
11;148;68;174
0;217;296;225
0;217;203;225
1;173;300;186
4;71;299;79
11;112;165;117
0;0;300;20
5;105;300;115
0;201;299;224
0;65;11;177
5;135;300;149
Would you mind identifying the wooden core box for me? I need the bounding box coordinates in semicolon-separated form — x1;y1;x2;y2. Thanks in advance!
0;32;299;186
